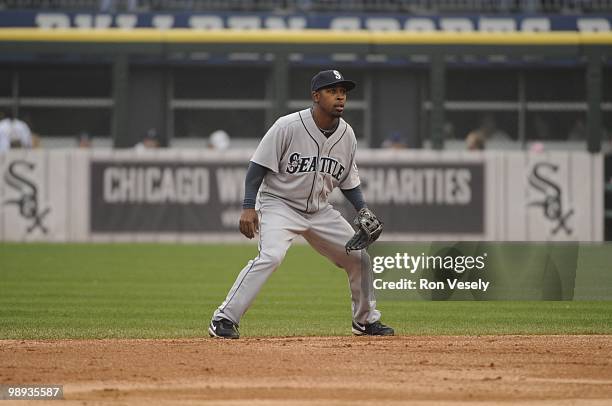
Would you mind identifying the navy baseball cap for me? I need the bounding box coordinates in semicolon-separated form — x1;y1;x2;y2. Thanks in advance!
311;70;356;92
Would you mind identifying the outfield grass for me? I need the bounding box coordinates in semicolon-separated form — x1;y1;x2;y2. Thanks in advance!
1;243;611;339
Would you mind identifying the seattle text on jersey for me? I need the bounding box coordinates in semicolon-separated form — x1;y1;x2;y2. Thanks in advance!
286;152;345;181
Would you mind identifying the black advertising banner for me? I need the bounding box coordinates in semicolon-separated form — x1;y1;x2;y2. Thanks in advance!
90;160;484;234
90;161;246;232
334;162;485;233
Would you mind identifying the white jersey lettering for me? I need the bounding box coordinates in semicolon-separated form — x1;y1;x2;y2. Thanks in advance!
250;108;359;213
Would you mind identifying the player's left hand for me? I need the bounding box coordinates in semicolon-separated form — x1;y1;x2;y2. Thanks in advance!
239;208;259;239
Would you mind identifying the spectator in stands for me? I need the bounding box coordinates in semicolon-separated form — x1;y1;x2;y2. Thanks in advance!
466;114;511;145
134;128;160;151
466;131;486;150
529;142;545;153
381;131;406;149
0;110;33;153
568;118;586;141
208;129;231;150
533;114;552;140
604;128;612;155
76;131;93;148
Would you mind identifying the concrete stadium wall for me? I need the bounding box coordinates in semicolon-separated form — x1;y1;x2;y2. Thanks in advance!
0;149;603;242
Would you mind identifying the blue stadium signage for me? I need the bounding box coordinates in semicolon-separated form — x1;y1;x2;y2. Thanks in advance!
0;11;610;31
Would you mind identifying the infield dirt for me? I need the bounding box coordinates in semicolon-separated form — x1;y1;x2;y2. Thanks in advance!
1;335;611;405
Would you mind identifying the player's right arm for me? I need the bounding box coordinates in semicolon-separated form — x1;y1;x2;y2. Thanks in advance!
239;161;269;239
241;120;288;238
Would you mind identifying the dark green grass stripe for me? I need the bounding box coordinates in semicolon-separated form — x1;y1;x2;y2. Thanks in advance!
1;243;611;339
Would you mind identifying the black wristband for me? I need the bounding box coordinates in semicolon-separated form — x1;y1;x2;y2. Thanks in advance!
341;185;367;211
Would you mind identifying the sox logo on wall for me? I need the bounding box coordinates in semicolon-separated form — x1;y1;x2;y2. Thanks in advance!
3;160;50;234
528;162;574;236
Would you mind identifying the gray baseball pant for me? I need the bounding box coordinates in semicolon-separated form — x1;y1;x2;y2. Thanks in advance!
212;198;381;326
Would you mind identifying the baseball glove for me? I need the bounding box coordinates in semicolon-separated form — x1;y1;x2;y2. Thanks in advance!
345;208;383;253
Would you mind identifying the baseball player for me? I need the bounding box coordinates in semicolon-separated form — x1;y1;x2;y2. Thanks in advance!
209;70;393;339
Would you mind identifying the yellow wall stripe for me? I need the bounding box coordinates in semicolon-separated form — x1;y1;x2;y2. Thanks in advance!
0;28;611;45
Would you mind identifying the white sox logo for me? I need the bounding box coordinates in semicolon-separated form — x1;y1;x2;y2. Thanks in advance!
528;162;574;235
333;70;342;79
3;160;51;234
286;152;345;181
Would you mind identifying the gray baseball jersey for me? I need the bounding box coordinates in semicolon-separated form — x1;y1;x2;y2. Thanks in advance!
251;108;360;213
212;107;381;330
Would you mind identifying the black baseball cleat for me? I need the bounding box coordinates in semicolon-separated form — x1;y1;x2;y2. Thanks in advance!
209;318;240;339
352;320;395;336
